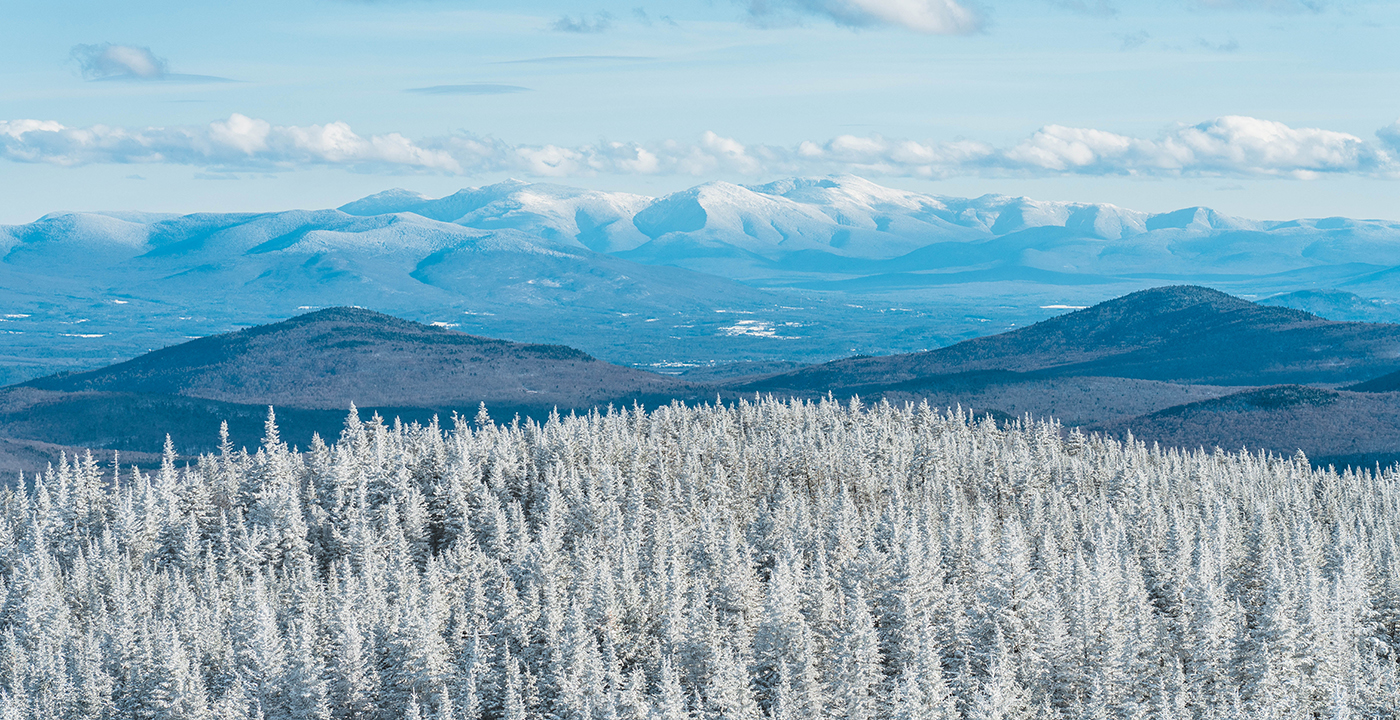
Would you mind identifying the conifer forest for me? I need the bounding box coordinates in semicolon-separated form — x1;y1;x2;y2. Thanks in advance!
2;397;1398;719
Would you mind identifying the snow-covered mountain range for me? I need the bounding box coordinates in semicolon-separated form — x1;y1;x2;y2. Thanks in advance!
2;175;1398;385
335;174;1400;285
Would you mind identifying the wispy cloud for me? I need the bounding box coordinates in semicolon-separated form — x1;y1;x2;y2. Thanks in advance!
2;114;1394;180
746;0;984;35
1193;0;1327;11
69;43;233;83
1196;36;1241;52
1116;30;1150;50
71;43;167;80
494;55;655;65
406;84;531;95
633;8;679;26
551;12;614;33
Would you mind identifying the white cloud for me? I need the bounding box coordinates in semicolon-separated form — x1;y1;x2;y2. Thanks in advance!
0;114;460;172
1001;117;1385;178
68;43;233;83
0;120;65;138
71;43;168;80
747;0;983;34
207;114;271;155
1;114;1395;180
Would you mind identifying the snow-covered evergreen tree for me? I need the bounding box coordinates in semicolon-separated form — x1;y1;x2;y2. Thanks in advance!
0;397;1394;718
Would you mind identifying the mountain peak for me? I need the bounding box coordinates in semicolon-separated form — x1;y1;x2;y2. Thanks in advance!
747;285;1399;390
262;305;450;333
1146;206;1256;232
985;284;1321;350
1091;284;1259;315
337;188;431;216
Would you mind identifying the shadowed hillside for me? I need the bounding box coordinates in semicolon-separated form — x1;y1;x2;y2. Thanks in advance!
23;307;687;409
4;289;1400;471
1098;385;1400;469
0;308;696;461
1347;368;1400;392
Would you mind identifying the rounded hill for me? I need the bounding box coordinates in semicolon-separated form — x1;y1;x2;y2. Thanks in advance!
23;307;683;409
742;285;1400;390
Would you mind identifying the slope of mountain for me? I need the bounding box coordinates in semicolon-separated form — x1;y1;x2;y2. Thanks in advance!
858;373;1243;427
0;387;352;460
0;432;159;477
742;286;1400;390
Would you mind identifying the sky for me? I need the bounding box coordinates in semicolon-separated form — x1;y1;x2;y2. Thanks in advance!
2;0;1398;224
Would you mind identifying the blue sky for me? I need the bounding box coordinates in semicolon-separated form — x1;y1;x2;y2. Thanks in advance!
2;0;1398;223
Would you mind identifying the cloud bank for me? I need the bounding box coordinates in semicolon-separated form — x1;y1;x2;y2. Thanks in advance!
748;0;984;34
2;114;1395;180
0;115;461;172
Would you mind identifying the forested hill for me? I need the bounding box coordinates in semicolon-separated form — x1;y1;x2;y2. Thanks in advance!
0;308;697;463
22;307;687;409
1099;384;1400;470
3;288;1400;468
3;397;1397;718
742;285;1400;391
